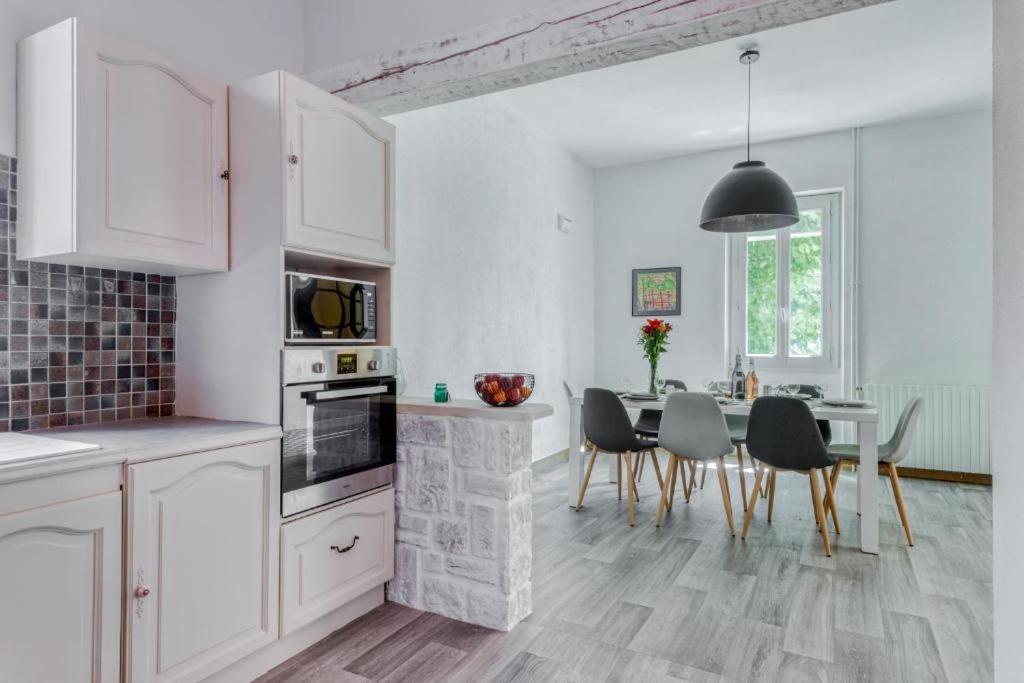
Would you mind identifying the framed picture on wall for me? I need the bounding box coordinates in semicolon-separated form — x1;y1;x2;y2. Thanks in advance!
632;267;682;317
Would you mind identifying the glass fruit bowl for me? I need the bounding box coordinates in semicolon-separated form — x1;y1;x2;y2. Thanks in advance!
474;373;535;407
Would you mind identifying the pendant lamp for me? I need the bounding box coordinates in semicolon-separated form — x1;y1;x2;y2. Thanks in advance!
699;49;799;233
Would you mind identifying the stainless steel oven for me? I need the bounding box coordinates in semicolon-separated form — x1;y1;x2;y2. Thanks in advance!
286;271;377;344
281;346;396;517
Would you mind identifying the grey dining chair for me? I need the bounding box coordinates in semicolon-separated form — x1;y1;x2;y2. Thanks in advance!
742;397;840;556
634;380;686;481
825;396;924;546
580;388;662;526
655;393;736;534
796;384;833;445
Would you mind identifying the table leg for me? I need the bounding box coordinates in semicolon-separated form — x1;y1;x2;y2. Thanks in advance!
568;399;586;508
608;448;618;483
857;420;879;554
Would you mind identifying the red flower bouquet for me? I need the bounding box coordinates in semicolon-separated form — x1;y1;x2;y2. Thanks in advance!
637;318;673;394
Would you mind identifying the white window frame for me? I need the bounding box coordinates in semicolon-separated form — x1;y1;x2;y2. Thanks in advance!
728;190;842;370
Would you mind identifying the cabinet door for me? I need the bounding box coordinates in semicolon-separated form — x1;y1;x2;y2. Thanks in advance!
77;24;229;271
280;488;394;635
126;441;279;683
284;74;395;264
0;492;122;683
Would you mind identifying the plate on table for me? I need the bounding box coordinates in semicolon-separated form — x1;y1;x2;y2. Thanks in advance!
821;398;874;408
624;392;660;401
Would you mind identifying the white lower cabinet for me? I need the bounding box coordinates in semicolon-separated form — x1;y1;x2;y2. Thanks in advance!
0;491;122;683
126;441;279;683
280;488;394;635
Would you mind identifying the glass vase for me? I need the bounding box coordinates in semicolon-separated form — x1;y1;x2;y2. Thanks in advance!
648;361;658;395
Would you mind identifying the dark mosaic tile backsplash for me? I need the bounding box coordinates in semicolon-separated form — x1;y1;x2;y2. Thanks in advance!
0;154;175;431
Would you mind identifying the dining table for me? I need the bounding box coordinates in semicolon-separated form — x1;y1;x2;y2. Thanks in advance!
566;393;882;554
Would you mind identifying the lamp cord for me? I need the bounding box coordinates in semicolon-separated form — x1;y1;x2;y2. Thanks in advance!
746;57;752;162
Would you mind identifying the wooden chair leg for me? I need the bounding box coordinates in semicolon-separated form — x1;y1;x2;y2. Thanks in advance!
667;454;678;510
822;468;840;535
649;449;665;490
808;469;832;557
767;468;777;523
736;445;748;512
700;461;708;490
636;451;645;481
656;454;675;526
742;463;767;539
624;451;637;526
684;459;695;501
576;445;598;510
617;453;623;501
887;463;914;546
715;456;735;536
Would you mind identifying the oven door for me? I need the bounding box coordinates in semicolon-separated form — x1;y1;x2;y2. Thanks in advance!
281;377;396;516
287;273;377;343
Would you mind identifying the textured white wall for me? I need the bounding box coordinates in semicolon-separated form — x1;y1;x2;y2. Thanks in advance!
993;0;1024;676
387;95;595;460
0;0;305;156
593;109;992;394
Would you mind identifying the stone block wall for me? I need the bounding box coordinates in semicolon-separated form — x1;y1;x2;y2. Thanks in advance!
390;412;533;631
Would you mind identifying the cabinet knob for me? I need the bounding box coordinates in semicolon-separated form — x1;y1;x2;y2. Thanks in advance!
312;362;326;374
135;586;151;599
288;154;300;165
220;170;230;180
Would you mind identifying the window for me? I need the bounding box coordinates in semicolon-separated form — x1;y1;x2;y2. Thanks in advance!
729;191;840;367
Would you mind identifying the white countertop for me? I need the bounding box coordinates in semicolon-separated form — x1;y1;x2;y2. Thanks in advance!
0;417;282;483
397;397;554;422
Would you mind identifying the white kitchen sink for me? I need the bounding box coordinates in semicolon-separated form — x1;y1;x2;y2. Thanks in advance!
0;432;101;466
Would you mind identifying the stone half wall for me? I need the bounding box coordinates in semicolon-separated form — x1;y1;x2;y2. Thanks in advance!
391;412;533;631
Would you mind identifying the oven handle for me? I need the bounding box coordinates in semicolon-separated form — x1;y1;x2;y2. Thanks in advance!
306;386;389;401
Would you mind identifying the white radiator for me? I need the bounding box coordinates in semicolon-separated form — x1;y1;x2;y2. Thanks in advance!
862;383;990;474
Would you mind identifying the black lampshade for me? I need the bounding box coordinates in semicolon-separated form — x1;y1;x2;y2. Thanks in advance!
700;160;799;233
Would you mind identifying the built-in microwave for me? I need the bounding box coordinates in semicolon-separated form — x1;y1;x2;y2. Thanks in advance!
286;272;377;344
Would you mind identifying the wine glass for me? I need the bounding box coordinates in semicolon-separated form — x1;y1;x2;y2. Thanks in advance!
655;377;666;396
621;376;632;393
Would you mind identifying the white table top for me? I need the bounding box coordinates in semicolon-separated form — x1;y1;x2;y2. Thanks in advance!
570;394;878;423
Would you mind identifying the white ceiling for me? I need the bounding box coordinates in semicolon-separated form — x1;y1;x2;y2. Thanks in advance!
494;0;992;168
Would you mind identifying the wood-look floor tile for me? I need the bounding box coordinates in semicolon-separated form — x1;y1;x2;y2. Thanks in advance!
881;610;949;682
782;566;834;662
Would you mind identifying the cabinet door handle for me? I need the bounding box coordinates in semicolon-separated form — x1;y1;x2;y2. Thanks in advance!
330;536;360;554
288;154;300;165
220;170;230;180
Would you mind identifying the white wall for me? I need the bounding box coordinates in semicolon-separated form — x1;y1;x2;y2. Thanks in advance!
859;111;992;385
993;0;1023;677
386;95;595;460
594;129;855;391
0;0;305;156
301;0;556;72
593;109;992;394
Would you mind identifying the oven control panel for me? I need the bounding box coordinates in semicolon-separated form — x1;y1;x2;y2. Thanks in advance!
282;346;397;384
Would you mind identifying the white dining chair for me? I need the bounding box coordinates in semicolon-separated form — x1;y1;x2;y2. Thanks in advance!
825;396;924;546
655;392;735;533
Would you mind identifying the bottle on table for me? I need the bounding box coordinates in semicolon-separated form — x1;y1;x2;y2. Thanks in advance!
731;354;745;401
745;358;758;401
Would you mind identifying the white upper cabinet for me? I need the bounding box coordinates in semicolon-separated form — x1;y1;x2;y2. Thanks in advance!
283;73;395;264
17;18;228;274
0;492;122;683
126;441;279;682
